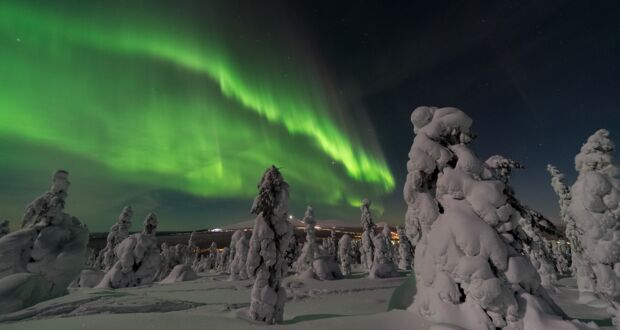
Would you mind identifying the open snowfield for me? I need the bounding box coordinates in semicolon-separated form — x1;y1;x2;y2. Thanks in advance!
0;268;612;330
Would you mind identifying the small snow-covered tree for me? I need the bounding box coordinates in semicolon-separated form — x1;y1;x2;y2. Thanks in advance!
326;229;337;259
229;230;250;280
396;226;413;270
246;166;293;324
0;220;9;238
216;247;231;273
96;206;133;271
156;242;172;280
382;225;393;261
294;206;318;273
96;213;160;288
369;227;398;279
187;231;198;264
360;198;375;272
0;170;88;314
204;241;217;271
407;107;579;329
567;129;620;323
338;234;353;276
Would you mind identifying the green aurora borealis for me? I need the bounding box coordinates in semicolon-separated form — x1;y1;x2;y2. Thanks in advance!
0;1;394;230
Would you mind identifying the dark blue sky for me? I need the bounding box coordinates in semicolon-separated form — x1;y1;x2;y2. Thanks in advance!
287;0;620;223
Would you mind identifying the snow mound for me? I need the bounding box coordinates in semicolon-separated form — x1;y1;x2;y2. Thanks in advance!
160;264;198;284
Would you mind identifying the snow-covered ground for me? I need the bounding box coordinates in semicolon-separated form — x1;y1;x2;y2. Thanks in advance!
0;268;612;330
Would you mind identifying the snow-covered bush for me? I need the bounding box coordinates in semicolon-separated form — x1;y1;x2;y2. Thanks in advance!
96;213;160;289
294;206;318;273
396;226;413;270
229;230;250;280
407;107;579;329
567;129;620;322
0;170;88;314
338;234;353;276
96;206;133;271
160;264;198;284
246;166;293;324
360;198;375;272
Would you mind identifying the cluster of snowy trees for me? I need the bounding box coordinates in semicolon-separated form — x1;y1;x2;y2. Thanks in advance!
0;170;89;314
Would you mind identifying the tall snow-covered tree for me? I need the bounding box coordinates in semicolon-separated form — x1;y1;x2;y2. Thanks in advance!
567;129;620;324
229;230;250;280
338;234;353;276
547;164;596;300
246;166;293;324
407;107;579;329
396;226;413;270
294;206;318;273
360;198;375;272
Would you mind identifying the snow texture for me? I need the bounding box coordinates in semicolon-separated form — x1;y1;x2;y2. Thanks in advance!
0;170;88;314
407;106;584;330
246;166;294;324
96;213;160;289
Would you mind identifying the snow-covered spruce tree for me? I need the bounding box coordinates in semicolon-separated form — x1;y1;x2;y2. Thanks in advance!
407;107;580;329
396;226;413;270
0;220;9;238
229;230;250;280
205;241;217;271
96;206;133;271
155;242;172;280
294;206;318;273
485;155;560;290
551;241;571;276
96;213;160;288
284;231;300;271
246;166;293;324
360;198;375;272
338;234;353;276
547;164;596;300
327;229;337;259
568;129;620;323
0;170;88;314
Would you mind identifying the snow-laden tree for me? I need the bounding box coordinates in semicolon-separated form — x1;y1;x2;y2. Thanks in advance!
396;226;413;270
360;198;375;272
551;241;571;275
230;230;250;280
156;242;172;280
0;170;88;314
567;129;620;323
246;166;293;324
338;234;353;276
382;225;394;261
96;206;133;271
96;213;160;289
216;247;231;273
547;164;596;301
294;206;318;273
370;227;398;279
284;231;300;270
407;107;581;329
0;220;9;238
326;229;337;259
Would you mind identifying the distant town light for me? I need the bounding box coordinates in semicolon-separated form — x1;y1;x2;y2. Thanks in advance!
288;215;294;220
211;228;223;232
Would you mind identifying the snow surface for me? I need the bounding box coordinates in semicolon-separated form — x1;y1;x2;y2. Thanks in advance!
0;271;612;329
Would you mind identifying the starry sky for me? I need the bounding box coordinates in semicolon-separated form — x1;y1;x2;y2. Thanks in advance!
1;0;619;232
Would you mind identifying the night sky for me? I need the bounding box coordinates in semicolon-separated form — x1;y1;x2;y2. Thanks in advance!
1;1;619;232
